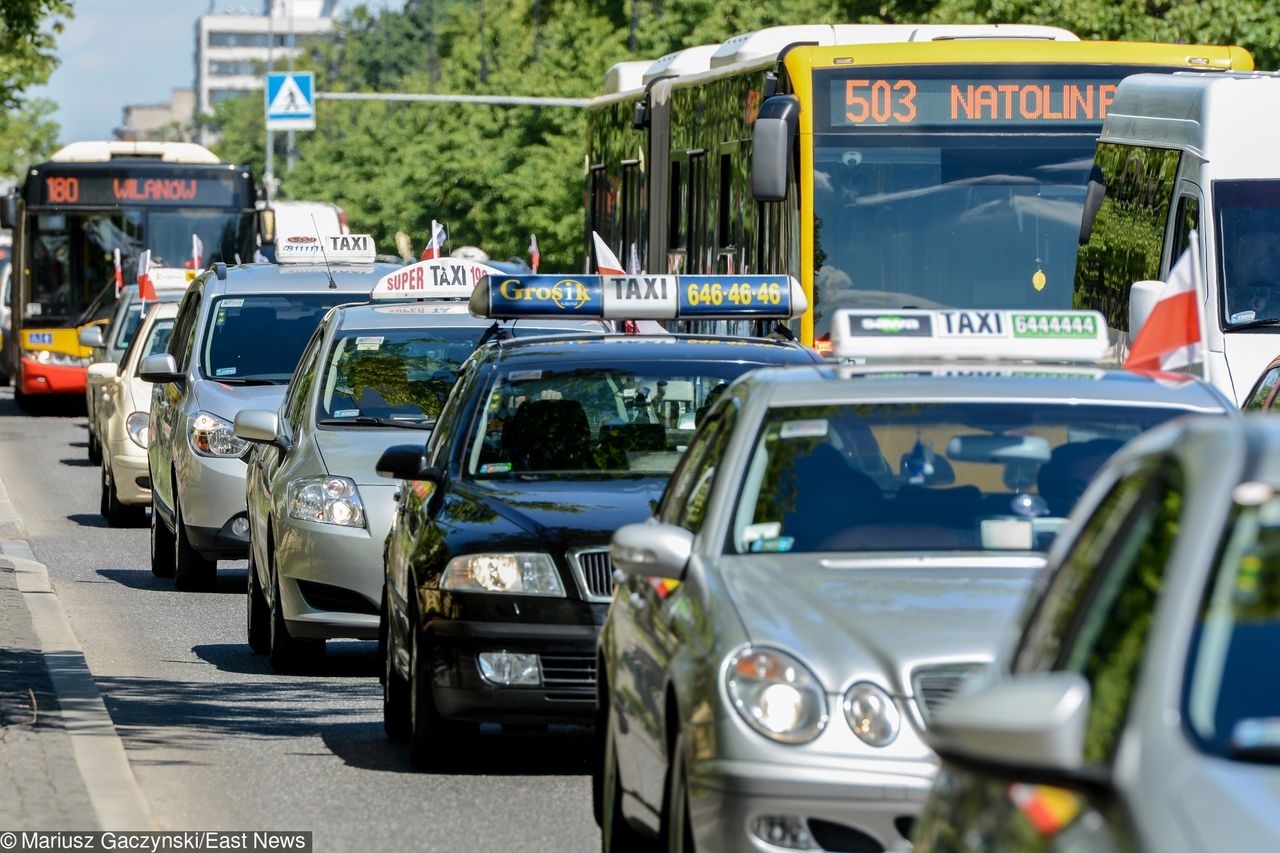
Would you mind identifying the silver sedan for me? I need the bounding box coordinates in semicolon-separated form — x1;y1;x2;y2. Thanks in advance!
236;302;605;671
597;356;1232;852
917;414;1280;853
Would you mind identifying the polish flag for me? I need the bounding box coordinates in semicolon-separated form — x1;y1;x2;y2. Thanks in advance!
137;250;157;303
528;234;540;273
113;248;124;296
1125;234;1202;372
592;231;624;276
420;220;447;260
188;234;204;270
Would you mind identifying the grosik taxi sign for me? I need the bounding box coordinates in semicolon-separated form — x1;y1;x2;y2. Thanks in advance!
468;274;807;321
276;233;376;265
831;309;1110;363
372;257;500;300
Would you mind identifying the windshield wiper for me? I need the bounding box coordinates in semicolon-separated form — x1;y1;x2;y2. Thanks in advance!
317;416;435;430
1227;318;1280;332
213;377;286;386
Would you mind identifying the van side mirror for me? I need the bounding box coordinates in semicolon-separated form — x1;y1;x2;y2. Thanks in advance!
138;353;184;384
611;521;693;581
78;325;105;349
751;95;800;202
1129;280;1166;340
0;195;16;230
1079;165;1105;245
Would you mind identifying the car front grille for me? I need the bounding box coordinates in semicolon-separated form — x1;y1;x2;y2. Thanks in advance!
912;663;986;724
540;653;596;701
569;548;614;602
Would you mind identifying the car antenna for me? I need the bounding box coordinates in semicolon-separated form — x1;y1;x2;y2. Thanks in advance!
312;214;337;289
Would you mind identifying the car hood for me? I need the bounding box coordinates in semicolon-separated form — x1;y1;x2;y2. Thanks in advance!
455;477;667;552
717;553;1043;696
193;380;287;420
314;428;430;486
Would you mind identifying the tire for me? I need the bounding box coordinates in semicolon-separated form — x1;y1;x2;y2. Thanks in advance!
600;702;652;851
150;494;176;578
246;549;270;655
382;592;410;741
101;465;144;528
173;487;217;592
268;569;321;672
88;431;102;465
408;621;476;769
661;732;695;853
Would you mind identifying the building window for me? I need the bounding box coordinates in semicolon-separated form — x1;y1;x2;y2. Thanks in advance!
209;60;262;77
209;89;252;104
207;32;290;49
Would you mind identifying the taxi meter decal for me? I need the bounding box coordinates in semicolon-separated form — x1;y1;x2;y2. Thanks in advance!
469;274;806;320
373;257;502;300
276;233;376;264
833;309;1110;362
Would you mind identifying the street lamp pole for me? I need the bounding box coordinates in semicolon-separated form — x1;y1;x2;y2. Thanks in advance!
264;4;275;203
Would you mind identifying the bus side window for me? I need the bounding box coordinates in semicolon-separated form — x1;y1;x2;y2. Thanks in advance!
620;161;642;271
667;158;685;273
589;165;612;253
1073;142;1180;334
1169;195;1201;269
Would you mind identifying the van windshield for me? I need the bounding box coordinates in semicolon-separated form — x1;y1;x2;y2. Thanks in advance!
1217;180;1280;328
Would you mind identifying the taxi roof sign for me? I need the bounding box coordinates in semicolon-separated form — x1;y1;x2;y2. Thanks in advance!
831;309;1111;363
277;233;376;265
151;267;196;289
469;274;807;321
372;257;500;301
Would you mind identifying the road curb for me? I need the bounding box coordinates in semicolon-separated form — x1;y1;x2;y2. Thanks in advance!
0;475;27;540
0;502;154;829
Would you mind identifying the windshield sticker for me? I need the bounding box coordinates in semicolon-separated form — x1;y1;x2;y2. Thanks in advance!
507;369;543;382
1232;717;1280;751
221;298;244;308
779;419;829;439
333;409;359;418
215;367;236;377
355;335;384;351
1231;310;1257;324
749;536;794;554
742;522;781;543
479;462;512;474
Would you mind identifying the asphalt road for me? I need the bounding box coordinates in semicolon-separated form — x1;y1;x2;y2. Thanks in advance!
0;387;598;850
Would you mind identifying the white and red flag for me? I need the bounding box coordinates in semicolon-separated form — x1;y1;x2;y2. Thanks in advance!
113;248;123;295
137;250;157;303
420;220;447;260
592;231;624;276
1124;233;1202;373
528;234;540;273
188;234;204;270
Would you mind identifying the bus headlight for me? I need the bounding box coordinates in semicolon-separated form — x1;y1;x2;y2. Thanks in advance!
287;476;366;528
189;411;248;457
30;349;92;367
440;554;565;596
725;647;828;744
126;412;150;448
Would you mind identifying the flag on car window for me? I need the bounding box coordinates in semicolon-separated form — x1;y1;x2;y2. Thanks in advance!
421;220;447;260
137;250;156;303
528;234;540;273
188;234;204;270
113;248;123;296
1124;233;1202;373
592;231;623;276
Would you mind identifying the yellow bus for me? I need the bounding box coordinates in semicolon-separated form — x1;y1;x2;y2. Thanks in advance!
585;27;1253;348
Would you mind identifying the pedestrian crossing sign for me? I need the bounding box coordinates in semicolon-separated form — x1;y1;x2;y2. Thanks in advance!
265;71;316;131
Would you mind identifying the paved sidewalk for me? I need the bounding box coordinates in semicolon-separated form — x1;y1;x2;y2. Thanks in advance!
0;556;99;829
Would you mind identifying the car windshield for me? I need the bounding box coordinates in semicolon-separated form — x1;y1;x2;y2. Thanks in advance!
1216;180;1280;327
732;401;1191;554
1184;493;1280;763
467;360;751;479
202;293;354;383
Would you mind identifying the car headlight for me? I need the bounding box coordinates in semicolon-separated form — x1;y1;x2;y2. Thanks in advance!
725;647;828;744
189;411;249;457
126;412;150;448
287;476;366;528
440;553;565;596
843;682;900;747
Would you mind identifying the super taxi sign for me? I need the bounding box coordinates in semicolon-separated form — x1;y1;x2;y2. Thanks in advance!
277;233;376;265
372;257;500;300
468;274;807;321
832;309;1110;363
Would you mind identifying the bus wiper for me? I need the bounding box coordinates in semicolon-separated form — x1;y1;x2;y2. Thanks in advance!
214;377;286;386
317;416;435;430
1227;318;1280;332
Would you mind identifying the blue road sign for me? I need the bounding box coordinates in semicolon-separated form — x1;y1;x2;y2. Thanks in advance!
265;71;315;131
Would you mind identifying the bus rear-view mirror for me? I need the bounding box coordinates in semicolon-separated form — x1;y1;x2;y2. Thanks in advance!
0;195;16;230
751;95;800;203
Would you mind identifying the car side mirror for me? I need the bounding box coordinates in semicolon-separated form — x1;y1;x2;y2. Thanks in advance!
611;521;693;581
138;353;184;384
0;195;16;230
234;409;288;449
926;671;1092;774
1129;280;1166;341
751;95;800;202
375;444;438;482
87;362;118;385
78;325;105;349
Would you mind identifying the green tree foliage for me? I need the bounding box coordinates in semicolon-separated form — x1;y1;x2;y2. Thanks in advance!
0;0;71;108
0;97;58;182
212;0;1277;267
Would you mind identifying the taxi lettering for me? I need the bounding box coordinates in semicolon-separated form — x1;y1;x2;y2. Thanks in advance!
938;310;1004;337
327;234;370;253
607;275;670;301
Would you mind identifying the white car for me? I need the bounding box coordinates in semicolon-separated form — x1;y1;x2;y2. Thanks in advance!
88;302;178;526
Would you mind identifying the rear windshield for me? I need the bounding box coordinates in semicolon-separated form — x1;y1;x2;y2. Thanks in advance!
732;402;1193;554
201;293;354;383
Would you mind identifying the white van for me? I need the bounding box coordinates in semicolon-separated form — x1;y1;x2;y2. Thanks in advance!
1076;71;1280;405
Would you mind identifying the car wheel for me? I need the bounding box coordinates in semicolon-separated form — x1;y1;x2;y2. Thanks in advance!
102;465;143;527
662;732;695;853
268;569;321;672
150;494;176;578
408;620;475;769
601;702;652;850
173;487;217;592
382;592;410;741
246;549;270;655
88;431;102;465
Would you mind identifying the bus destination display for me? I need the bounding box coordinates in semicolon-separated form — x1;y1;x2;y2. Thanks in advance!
35;171;245;207
830;77;1119;128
